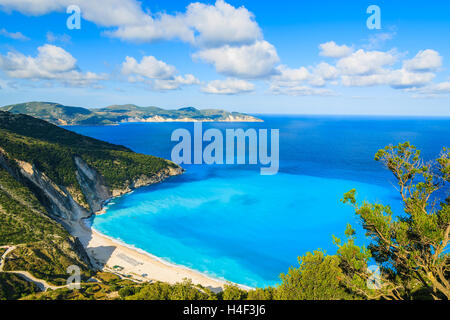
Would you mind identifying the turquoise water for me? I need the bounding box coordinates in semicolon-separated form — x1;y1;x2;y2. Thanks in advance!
68;116;450;288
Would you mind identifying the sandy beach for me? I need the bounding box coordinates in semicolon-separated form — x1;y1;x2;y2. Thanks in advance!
71;219;235;293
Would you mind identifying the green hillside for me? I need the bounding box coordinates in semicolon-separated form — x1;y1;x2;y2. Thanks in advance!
0;112;178;208
0;102;93;125
0;111;180;291
0;166;93;285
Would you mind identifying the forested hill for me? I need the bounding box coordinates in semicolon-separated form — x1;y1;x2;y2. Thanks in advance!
0;111;182;297
0;111;181;204
0;102;262;125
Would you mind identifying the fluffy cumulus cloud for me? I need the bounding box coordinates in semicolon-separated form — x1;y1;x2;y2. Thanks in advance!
0;0;261;47
185;0;261;47
319;41;353;58
337;48;440;89
194;40;279;79
270;62;339;94
201;78;254;94
121;55;199;91
0;44;105;86
403;49;442;72
0;0;274;84
2;1;448;97
106;0;262;46
337;49;398;75
153;75;199;91
270;44;445;95
122;56;177;80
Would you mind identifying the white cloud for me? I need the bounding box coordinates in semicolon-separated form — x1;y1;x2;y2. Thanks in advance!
0;0;272;81
121;55;199;91
313;62;339;80
0;0;262;47
274;65;310;82
107;0;262;45
403;49;442;72
271;62;338;90
341;68;435;89
409;81;450;97
201;78;254;94
271;83;336;96
0;28;28;40
0;0;149;26
153;74;200;91
430;81;450;93
0;0;66;15
194;40;279;79
0;44;105;86
319;41;353;58
337;49;443;90
337;49;397;75
185;0;261;47
122;56;177;80
268;40;442;94
106;12;194;44
388;69;435;89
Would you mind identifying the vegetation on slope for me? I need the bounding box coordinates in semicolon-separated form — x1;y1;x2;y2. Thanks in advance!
0;102;92;126
0;167;92;285
0;111;178;289
0;112;177;206
0;273;38;300
0;102;261;126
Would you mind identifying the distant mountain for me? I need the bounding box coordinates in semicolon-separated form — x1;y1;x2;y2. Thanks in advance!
1;102;262;126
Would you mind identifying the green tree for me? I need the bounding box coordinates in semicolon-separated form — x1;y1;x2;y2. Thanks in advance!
339;142;449;300
247;287;275;300
276;250;355;300
222;284;248;300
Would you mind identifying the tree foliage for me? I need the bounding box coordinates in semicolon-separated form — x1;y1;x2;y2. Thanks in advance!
338;142;449;300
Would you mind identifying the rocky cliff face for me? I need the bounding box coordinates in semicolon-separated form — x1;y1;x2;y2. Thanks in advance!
74;156;111;213
110;165;183;198
0;149;183;227
0;151;90;227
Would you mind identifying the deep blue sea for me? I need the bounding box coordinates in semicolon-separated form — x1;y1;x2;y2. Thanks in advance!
67;116;450;288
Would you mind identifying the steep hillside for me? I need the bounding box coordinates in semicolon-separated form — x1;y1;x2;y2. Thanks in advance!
0;166;92;285
1;102;262;125
0;111;182;290
0;112;182;221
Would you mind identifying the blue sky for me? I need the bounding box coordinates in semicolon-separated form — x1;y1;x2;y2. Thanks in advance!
0;0;449;115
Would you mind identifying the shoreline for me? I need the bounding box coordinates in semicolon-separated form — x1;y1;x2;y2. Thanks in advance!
62;119;264;127
72;210;252;293
69;165;254;292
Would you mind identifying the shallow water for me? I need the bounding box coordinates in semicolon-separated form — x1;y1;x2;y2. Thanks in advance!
68;116;450;287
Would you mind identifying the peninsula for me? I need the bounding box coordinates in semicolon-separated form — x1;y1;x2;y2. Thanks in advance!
0;102;262;126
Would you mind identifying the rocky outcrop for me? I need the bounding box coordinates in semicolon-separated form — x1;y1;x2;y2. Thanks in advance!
0;149;183;227
0;151;90;225
74;156;183;208
74;156;111;213
111;166;184;198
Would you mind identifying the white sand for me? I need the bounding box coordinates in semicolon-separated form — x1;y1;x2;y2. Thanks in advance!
71;220;234;293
